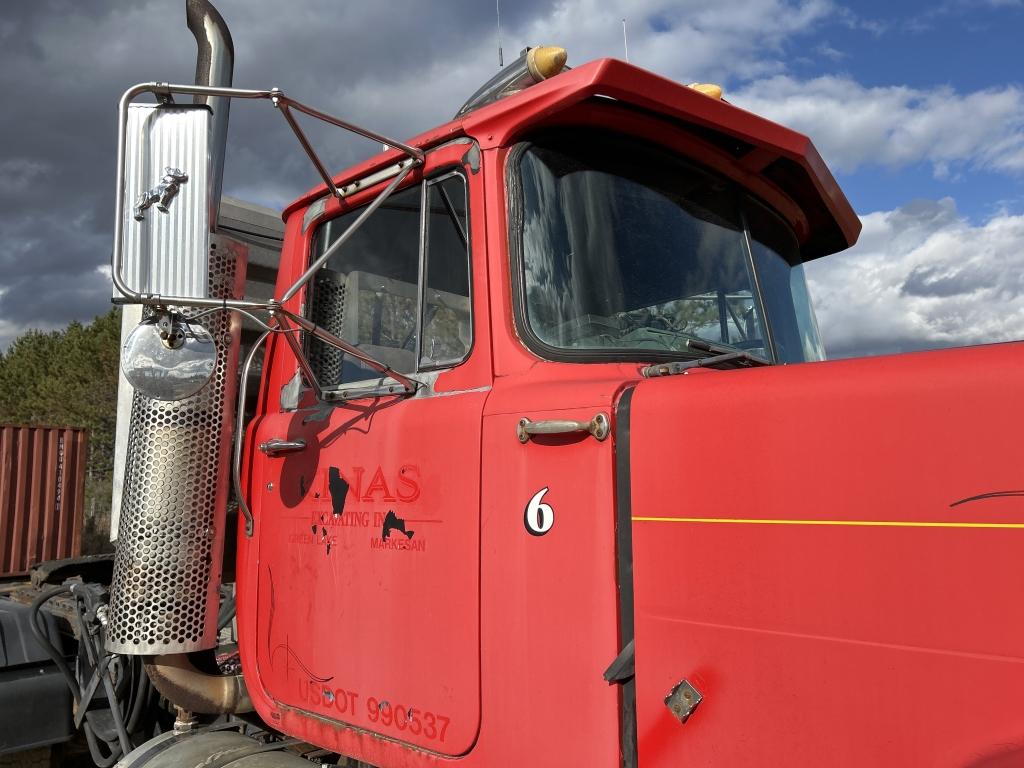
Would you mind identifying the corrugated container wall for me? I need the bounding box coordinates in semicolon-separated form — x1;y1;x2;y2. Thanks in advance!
0;426;87;578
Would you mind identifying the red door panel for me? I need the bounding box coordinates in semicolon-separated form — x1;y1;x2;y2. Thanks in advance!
475;367;631;766
629;342;1024;766
249;391;485;755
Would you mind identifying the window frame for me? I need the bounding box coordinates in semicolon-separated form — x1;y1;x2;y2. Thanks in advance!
304;166;473;393
417;169;474;373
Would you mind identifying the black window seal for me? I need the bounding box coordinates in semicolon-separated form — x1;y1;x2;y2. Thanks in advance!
739;204;779;363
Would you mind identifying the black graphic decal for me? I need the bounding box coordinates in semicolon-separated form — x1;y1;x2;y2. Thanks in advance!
272;636;334;683
382;510;415;541
317;518;333;556
950;490;1024;508
328;467;350;516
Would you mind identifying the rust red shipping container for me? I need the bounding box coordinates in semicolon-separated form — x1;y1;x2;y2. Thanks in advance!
0;425;87;578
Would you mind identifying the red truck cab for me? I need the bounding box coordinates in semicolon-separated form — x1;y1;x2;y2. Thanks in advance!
234;57;1024;768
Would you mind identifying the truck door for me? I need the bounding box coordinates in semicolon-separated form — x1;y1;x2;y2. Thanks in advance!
475;369;627;765
248;159;486;757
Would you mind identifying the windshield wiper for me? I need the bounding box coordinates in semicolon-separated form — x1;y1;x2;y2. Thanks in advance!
642;338;771;378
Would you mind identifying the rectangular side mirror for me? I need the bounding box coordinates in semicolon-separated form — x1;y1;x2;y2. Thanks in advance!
119;103;212;300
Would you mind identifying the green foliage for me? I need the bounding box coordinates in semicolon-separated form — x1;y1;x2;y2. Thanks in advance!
0;308;121;476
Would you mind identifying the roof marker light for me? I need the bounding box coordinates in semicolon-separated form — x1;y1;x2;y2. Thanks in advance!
687;82;724;100
527;46;568;81
455;45;569;118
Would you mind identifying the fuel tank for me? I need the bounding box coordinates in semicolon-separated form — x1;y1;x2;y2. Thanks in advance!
116;729;312;767
626;342;1024;767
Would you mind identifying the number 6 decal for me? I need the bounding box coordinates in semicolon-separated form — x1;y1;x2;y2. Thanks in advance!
524;487;554;536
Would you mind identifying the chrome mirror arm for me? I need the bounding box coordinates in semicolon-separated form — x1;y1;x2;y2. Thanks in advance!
274;306;420;396
271;89;424;203
279;160;415;302
271;312;323;401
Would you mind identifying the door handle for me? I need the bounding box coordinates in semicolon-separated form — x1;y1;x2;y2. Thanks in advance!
259;438;307;455
517;413;609;443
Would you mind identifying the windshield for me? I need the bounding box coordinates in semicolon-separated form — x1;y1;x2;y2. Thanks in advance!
515;133;825;363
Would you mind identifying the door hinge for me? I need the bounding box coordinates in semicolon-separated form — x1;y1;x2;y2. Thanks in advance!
665;679;702;724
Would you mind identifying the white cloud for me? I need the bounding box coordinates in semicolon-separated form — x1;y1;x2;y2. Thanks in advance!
732;75;1024;176
806;198;1024;357
509;0;834;84
814;42;848;61
259;0;837;142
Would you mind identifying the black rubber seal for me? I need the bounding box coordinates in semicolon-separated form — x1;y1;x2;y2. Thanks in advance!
614;385;638;768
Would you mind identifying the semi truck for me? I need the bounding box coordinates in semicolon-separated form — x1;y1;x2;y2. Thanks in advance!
7;1;1024;766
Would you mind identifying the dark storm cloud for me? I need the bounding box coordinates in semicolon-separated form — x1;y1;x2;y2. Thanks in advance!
0;0;550;347
1;1;188;344
900;264;991;298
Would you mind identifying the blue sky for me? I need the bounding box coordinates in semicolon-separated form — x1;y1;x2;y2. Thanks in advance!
0;0;1021;358
781;0;1023;222
793;0;1017;92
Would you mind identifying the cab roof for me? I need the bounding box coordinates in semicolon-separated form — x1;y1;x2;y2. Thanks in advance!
284;58;860;259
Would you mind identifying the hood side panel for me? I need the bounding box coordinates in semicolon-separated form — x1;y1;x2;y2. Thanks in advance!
629;342;1024;767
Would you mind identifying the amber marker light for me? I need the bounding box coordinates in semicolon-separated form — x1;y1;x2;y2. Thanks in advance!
687;82;724;99
527;46;568;81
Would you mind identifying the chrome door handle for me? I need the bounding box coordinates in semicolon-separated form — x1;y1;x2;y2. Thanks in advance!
517;413;609;443
259;438;307;455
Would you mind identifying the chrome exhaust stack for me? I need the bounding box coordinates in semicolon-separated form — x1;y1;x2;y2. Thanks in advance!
106;0;244;658
186;0;233;220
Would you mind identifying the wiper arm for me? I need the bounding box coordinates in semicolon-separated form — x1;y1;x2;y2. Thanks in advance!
642;338;771;378
686;337;770;364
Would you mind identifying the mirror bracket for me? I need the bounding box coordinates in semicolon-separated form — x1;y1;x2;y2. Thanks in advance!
112;81;423;308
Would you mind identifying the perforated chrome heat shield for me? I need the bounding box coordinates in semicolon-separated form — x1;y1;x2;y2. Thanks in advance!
106;239;247;655
308;269;347;385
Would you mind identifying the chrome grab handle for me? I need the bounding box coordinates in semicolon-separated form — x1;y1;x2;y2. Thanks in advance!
234;331;270;537
259;438;307;455
517;413;609;444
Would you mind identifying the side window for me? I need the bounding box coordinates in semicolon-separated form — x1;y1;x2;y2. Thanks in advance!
307;173;471;389
421;174;470;368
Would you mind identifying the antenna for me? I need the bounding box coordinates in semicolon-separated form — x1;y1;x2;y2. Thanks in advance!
622;17;629;63
497;0;504;67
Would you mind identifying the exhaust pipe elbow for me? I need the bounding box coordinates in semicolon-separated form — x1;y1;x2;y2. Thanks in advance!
186;0;234;90
145;654;253;714
185;0;234;217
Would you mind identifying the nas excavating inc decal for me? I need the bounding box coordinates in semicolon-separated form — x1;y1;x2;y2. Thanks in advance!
301;464;431;554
